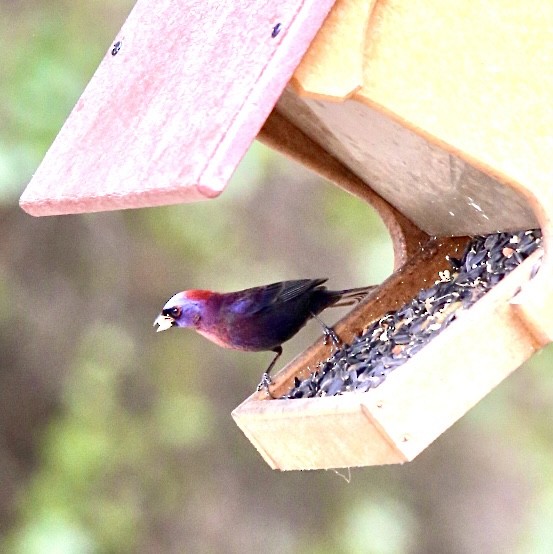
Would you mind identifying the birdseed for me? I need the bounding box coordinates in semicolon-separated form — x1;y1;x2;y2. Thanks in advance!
282;229;543;400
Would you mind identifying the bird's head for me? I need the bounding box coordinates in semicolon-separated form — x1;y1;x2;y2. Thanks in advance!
153;290;209;332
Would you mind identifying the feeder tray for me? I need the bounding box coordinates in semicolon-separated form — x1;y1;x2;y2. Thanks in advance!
232;235;543;469
19;0;553;469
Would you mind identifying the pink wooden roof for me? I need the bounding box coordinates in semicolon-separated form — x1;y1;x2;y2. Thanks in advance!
20;0;336;216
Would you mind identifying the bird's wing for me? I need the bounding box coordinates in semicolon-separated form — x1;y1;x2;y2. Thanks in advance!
275;279;328;303
230;279;327;314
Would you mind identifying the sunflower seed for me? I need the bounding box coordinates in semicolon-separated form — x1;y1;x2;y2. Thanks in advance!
281;229;542;399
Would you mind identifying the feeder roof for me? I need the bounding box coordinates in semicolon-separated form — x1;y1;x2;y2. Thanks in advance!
20;0;336;216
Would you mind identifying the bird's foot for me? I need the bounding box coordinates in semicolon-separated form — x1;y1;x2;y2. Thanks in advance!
311;312;342;351
257;372;275;397
323;326;341;349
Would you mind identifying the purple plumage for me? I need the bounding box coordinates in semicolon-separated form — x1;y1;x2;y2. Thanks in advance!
154;279;375;389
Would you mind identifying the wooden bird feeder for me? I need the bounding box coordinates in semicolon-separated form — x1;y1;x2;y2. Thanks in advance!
20;0;553;470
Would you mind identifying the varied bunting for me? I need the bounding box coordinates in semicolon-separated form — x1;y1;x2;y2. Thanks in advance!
154;279;375;390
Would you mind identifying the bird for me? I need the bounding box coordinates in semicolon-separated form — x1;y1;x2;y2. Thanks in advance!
153;279;375;391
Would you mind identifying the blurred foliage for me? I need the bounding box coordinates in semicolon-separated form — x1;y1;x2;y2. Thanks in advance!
1;1;553;553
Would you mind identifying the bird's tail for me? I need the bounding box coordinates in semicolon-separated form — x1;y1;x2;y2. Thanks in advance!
331;285;376;307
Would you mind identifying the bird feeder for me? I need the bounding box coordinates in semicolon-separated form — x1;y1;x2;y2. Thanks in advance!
20;0;553;470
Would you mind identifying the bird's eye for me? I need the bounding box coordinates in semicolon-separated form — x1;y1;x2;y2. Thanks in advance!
166;307;181;318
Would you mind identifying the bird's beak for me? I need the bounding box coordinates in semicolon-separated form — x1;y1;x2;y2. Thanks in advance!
153;314;175;332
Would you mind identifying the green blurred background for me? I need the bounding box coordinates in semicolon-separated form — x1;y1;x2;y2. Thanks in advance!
2;1;553;553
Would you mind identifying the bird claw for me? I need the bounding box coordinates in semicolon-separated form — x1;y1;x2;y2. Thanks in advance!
257;372;273;392
311;311;341;350
323;327;341;349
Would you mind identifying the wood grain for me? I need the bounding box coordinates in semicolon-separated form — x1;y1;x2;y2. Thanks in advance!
20;0;336;216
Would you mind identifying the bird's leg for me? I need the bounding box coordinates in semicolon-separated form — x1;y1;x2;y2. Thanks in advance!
257;346;283;394
311;312;341;348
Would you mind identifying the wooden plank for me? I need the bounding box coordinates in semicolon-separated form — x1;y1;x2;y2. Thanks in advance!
20;0;336;216
233;395;408;470
277;87;539;236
